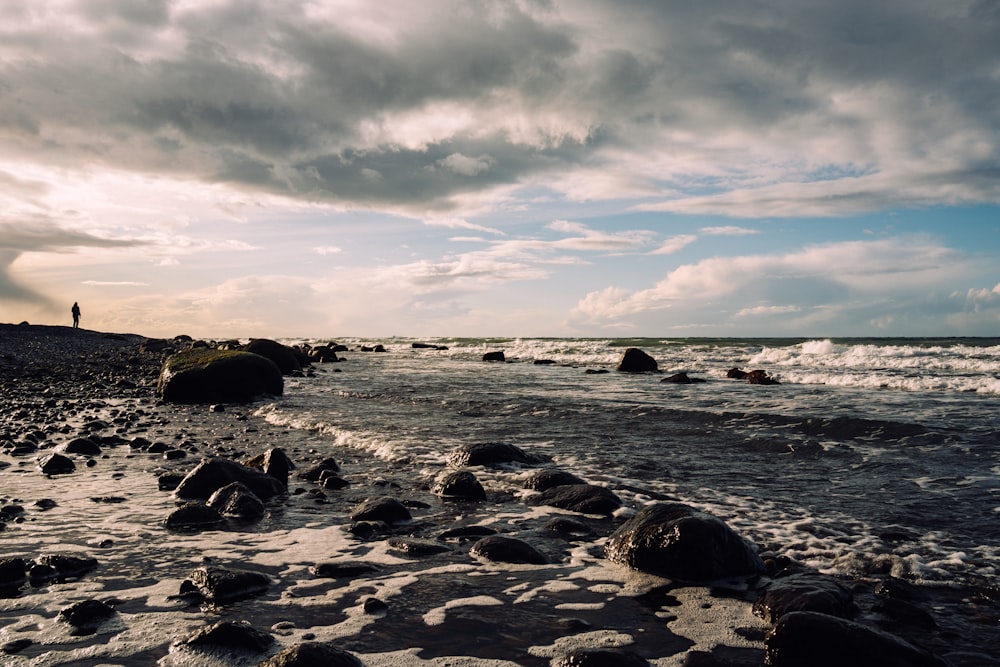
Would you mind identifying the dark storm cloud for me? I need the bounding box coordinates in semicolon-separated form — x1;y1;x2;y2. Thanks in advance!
1;0;998;215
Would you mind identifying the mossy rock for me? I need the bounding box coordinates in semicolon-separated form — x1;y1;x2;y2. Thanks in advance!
157;348;283;404
244;338;304;375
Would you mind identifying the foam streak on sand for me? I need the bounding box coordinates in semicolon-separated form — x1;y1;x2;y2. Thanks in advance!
1;325;998;666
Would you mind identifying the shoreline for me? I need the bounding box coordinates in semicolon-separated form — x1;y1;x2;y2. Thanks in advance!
0;325;993;666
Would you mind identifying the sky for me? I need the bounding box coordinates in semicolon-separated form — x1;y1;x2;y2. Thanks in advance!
1;0;999;339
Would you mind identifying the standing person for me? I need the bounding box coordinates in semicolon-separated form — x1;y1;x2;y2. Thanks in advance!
71;302;81;328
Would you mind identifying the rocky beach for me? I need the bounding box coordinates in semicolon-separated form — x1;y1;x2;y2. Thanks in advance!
1;324;997;666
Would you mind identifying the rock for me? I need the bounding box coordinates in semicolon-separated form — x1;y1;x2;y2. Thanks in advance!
207;482;266;520
244;338;303;375
174;457;286;501
57;599;116;635
1;638;32;654
350;497;412;524
182;620;274;652
298;458;340;481
530;484;622;516
0;557;26;589
386;537;452;557
36;554;98;580
157;348;283;404
534;359;557;365
164;502;226;531
259;642;366;667
746;369;780;385
874;577;928;602
482;350;506;362
319;473;350;490
432;470;487;500
551;648;651;666
448;442;549;467
438;525;498;540
308;345;340;363
872;597;937;631
764;611;949;667
59;437;102;455
38;452;76;475
184;566;270;604
726;368;748;379
604;503;764;582
412;342;448;350
470;535;548;565
616;348;658;373
753;572;855;622
522;468;586;491
544;517;594;537
661;372;705;384
244;447;294;486
310;562;380;579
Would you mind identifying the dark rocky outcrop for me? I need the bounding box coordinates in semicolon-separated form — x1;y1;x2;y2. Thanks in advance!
207;482;266;521
259;642;366;667
448;442;549;468
661;372;705;384
726;368;748;379
164;502;226;531
244;447;294;487
764;611;949;667
412;342;449;350
158;348;283;403
181;620;274;652
522;468;586;491
753;572;855;622
551;648;651;666
470;535;548;565
431;470;487;501
298;457;340;481
57;599;116;636
746;370;780;385
529;484;622;516
59;437;102;455
243;338;303;375
616;348;658;373
604;503;764;582
349;497;412;524
38;452;75;475
35;554;98;580
0;557;27;589
174;457;286;501
386;537;452;557
310;562;380;579
182;566;271;604
482;350;506;362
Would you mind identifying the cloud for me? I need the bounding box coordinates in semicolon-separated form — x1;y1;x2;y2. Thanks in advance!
0;0;995;218
313;246;342;255
701;226;759;236
651;234;698;255
82;280;149;286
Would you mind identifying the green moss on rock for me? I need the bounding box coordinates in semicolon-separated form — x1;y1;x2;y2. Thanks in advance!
158;348;283;404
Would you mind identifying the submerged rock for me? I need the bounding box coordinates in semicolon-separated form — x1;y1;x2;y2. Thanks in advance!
164;502;226;531
181;620;274;652
35;554;98;580
183;566;271;604
764;611;949;667
616;348;658;373
57;599;116;635
522;468;586;491
448;442;549;468
310;562;380;579
174;457;286;501
157;348;283;404
753;572;855;622
470;535;548;565
604;503;764;582
529;484;622;516
350;497;412;524
259;642;366;667
207;482;266;521
432;470;487;500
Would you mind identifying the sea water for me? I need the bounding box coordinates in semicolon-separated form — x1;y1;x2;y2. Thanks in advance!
2;337;998;665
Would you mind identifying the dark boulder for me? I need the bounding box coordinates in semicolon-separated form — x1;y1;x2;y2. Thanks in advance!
57;599;116;636
386;537;452;557
350;497;412;524
432;470;487;501
616;348;658;373
448;442;549;467
604;503;764;582
764;611;949;667
244;447;294;486
164;502;226;531
59;437;102;456
753;572;855;622
259;642;366;667
661;372;705;384
319;473;350;490
36;554;98;580
298;458;340;481
38;452;75;475
0;557;26;589
746;369;780;385
183;566;270;604
482;350;505;362
308;345;340;363
181;620;274;652
522;468;586;491
174;457;286;501
158;348;283;403
726;368;748;379
470;535;548;565
530;484;622;516
207;482;266;521
310;562;380;579
244;338;303;375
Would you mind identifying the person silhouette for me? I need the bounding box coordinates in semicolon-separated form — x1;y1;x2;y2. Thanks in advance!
71;302;81;328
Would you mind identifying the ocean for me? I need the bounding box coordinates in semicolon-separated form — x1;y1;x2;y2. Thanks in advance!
3;336;999;665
